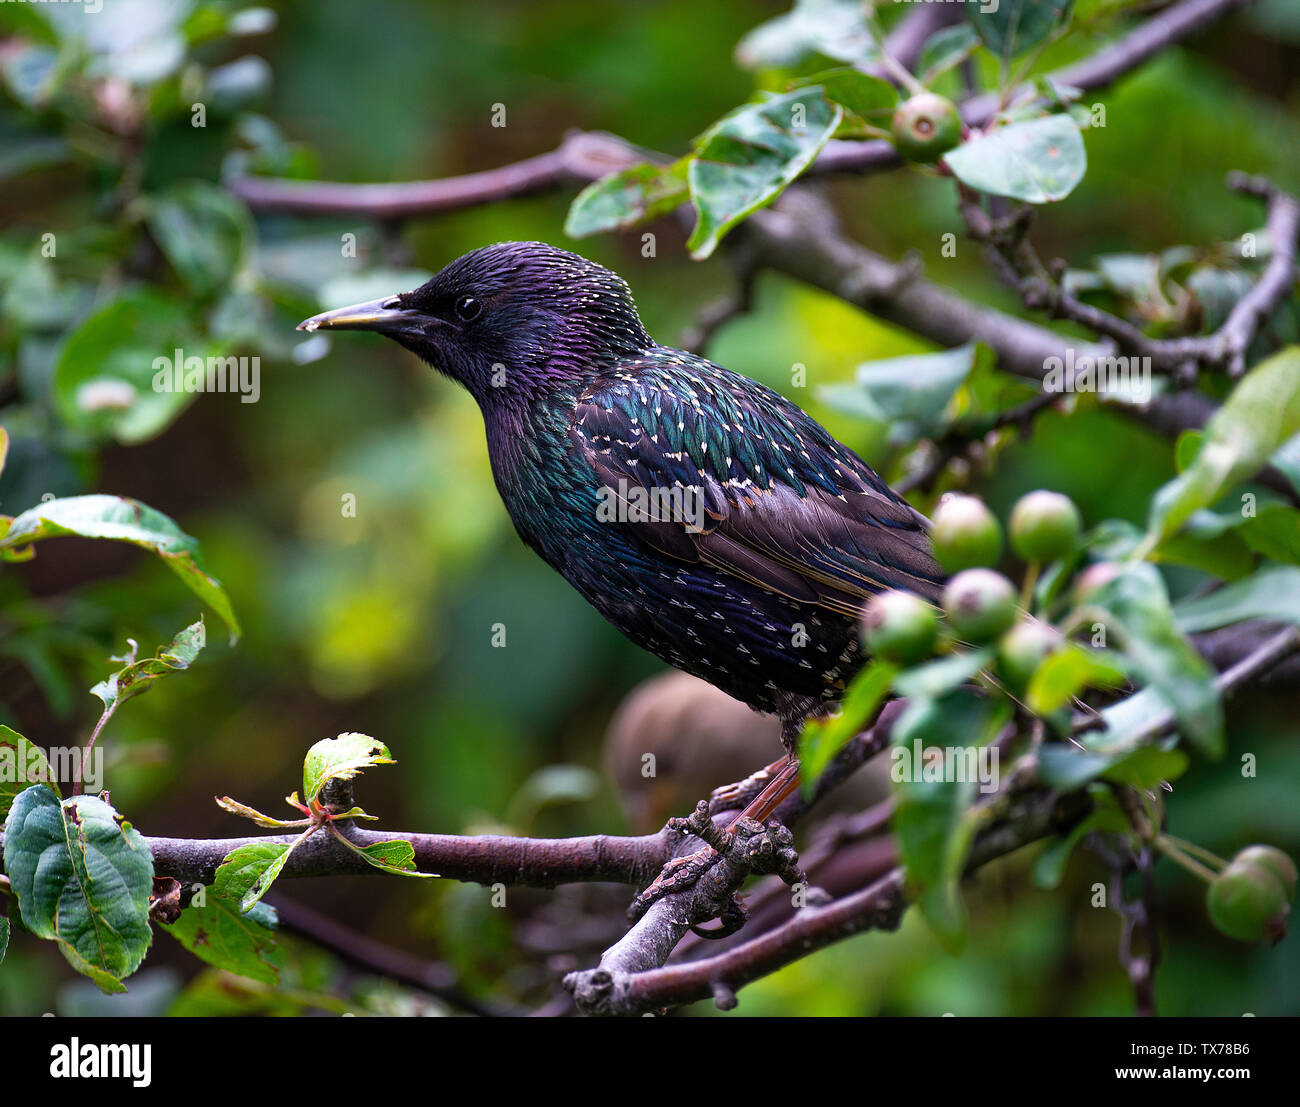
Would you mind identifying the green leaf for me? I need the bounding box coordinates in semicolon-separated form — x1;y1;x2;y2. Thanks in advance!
3;787;153;993
218;841;296;912
1174;563;1300;632
1270;430;1300;497
334;835;435;879
687;89;842;260
214;795;307;829
1090;563;1223;757
51;287;210;445
1144;348;1300;551
161;852;282;986
565;160;689;239
0;724;59;821
0;495;240;643
892;646;993;701
302;733;394;806
1026;644;1126;715
1100;746;1189;789
141;182;252;297
735;0;876;70
891;690;1010;952
90;619;205;716
917;23;980;84
1032;800;1127;889
799;659;898;792
967;0;1073;65
1037;686;1172;788
795;68;896;120
944;114;1086;203
817;344;981;446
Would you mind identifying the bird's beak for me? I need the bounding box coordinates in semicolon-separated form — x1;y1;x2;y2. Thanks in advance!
297;296;428;335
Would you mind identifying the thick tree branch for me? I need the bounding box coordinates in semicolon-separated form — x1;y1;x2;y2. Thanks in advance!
145;825;666;888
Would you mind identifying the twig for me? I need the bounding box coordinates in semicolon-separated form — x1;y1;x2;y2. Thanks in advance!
1154;174;1300;376
270;895;518;1017
678;249;759;354
896;386;1065;495
959;175;1300;379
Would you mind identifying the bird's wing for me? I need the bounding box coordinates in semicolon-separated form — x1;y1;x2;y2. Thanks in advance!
569;357;945;618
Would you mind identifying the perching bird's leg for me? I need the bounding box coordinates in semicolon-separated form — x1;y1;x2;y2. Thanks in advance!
708;754;792;814
722;755;801;830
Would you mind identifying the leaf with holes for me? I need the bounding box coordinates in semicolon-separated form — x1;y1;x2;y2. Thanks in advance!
3;787;153;993
565;159;689;238
91;619;205;715
0;724;58;821
161;849;281;986
687;89;841;260
302;733;395;806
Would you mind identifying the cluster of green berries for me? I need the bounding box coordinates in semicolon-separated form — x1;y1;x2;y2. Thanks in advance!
1206;845;1296;943
860;489;1081;692
860;488;1298;947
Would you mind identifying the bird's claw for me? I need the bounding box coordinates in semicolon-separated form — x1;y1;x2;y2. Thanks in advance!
629;806;805;924
708;756;789;815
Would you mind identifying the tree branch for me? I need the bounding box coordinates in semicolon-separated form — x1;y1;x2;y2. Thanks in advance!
566;787;1090;1016
145;824;666;888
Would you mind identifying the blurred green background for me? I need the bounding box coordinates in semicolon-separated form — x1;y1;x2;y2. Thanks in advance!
1;0;1298;1015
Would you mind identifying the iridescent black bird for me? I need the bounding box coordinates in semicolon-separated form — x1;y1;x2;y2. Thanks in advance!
301;242;944;812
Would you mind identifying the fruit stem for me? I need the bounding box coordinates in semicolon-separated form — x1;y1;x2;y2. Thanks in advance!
1162;834;1227;873
1020;561;1040;612
1156;835;1221;883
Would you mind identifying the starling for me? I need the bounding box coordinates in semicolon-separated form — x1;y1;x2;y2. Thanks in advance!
300;242;944;812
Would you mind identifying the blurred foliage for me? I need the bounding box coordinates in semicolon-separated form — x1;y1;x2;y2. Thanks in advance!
0;0;1298;1016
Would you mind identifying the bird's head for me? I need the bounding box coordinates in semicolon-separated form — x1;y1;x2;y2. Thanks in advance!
298;241;653;405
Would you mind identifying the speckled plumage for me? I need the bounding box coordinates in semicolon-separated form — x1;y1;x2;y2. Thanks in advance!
307;242;946;740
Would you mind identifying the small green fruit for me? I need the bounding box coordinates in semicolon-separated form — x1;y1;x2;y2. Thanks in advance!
943;568;1018;643
1010;490;1082;563
891;92;962;163
997;620;1064;693
862;590;939;665
1234;845;1298;900
1207;858;1289;942
930;494;1003;573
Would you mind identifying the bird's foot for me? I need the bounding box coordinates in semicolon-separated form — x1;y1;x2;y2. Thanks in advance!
708;754;791;815
628;800;805;925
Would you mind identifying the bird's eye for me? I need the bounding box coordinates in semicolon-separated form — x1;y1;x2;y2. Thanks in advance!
453;295;482;322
